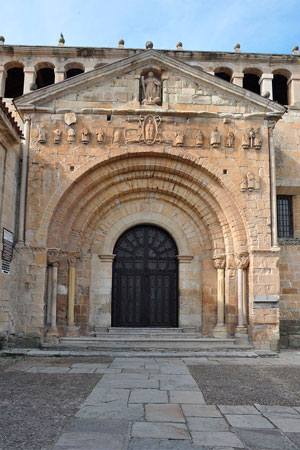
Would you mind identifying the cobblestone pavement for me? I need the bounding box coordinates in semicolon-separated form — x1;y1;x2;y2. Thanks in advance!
0;351;300;449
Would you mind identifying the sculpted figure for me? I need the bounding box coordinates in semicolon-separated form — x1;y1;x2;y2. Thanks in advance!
196;130;204;147
38;124;46;143
254;128;262;149
249;128;256;148
145;117;156;142
225;131;235;148
96;128;105;144
210;127;220;148
141;71;161;105
246;171;256;191
67;128;76;144
242;130;250;149
113;129;123;144
173;130;184;147
53;128;62;144
81;128;90;144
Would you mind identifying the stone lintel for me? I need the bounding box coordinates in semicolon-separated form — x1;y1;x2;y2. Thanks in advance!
177;255;193;263
253;294;280;309
99;254;116;261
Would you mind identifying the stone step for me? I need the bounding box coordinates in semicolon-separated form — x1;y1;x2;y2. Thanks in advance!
106;327;185;334
57;335;250;352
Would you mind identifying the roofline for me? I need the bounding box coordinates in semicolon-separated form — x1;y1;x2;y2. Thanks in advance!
0;97;23;136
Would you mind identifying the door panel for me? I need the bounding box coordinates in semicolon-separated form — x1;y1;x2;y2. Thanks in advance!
112;225;178;327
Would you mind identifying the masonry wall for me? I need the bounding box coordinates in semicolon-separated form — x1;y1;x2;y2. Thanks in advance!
0;135;20;343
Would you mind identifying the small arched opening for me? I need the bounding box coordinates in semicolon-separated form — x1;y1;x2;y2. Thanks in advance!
243;69;262;95
214;67;232;82
4;64;24;98
65;63;85;79
35;63;55;89
272;70;290;105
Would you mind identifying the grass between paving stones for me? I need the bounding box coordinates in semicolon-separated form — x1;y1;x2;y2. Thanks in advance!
0;356;111;450
188;365;300;405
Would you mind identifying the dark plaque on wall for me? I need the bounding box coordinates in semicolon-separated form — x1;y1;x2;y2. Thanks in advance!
2;228;13;263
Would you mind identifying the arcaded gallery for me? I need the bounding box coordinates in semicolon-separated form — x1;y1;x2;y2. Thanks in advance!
1;37;300;352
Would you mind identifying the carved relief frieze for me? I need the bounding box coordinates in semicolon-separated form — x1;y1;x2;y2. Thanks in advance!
113;128;123;144
240;171;260;192
173;129;185;147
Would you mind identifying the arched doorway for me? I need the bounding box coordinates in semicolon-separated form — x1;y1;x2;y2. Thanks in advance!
112;224;178;327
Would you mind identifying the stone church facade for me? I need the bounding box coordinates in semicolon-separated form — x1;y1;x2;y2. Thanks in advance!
0;40;300;351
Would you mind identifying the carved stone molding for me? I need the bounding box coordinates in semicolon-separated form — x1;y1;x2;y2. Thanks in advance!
99;254;116;261
177;255;193;263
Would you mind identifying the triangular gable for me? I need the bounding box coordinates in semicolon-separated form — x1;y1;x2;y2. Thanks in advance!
14;50;286;118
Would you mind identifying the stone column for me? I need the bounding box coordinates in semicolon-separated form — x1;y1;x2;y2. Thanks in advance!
54;68;65;83
234;253;249;337
177;255;195;331
268;122;279;248
46;249;60;340
213;254;227;338
287;75;300;105
23;67;36;94
66;253;80;336
0;65;7;97
259;73;273;99
231;72;244;87
16;118;30;246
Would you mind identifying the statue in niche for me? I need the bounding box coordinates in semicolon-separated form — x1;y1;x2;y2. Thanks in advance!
141;71;161;105
96;128;105;144
225;131;235;148
173;129;185;147
196;130;204;147
38;124;46;143
113;128;123;144
81;128;90;144
210;126;220;148
254;128;262;149
53;128;62;144
67;128;76;144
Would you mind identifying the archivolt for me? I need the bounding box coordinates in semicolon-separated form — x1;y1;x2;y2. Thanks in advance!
45;149;251;254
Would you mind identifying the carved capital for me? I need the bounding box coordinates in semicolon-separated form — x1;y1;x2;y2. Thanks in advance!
47;248;61;266
234;253;249;269
67;252;80;268
213;256;226;270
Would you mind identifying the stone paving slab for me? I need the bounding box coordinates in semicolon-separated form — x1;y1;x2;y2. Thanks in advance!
82;387;130;406
225;414;274;429
53;431;125;450
286;433;300;448
127;438;204;449
266;416;300;432
191;431;244;447
188;417;229;431
145;404;185;422
255;404;300;415
158;374;199;390
218;404;259;415
76;404;144;420
170;390;206;404
182;404;222;417
234;428;299;450
65;418;130;434
129;388;168;404
131;421;190;440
